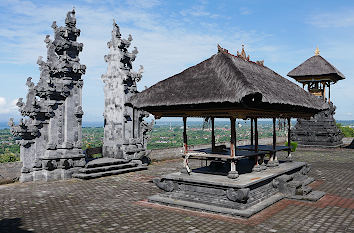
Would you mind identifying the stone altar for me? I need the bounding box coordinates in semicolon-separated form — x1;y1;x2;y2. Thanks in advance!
8;9;86;182
291;102;343;147
101;20;153;162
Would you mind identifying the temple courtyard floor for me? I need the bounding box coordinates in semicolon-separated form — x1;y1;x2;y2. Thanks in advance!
0;147;353;233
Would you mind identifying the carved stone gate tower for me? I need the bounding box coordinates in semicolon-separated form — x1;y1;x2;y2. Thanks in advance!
101;20;153;162
9;9;86;182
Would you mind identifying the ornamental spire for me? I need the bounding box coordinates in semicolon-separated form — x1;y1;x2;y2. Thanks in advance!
237;44;250;61
315;46;320;56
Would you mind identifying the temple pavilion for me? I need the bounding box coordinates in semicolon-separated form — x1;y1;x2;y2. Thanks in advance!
130;45;327;217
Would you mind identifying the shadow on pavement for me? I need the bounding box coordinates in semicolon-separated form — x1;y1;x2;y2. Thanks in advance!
0;218;31;232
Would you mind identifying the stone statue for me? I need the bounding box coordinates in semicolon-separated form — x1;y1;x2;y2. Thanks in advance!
9;9;86;182
101;19;153;163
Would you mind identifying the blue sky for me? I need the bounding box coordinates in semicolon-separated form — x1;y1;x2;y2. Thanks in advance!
0;0;353;122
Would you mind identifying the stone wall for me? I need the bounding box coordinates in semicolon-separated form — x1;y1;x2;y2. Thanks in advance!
0;162;22;183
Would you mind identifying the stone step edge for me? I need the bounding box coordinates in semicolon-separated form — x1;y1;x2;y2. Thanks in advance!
148;193;284;218
85;159;131;168
72;166;147;180
79;163;138;174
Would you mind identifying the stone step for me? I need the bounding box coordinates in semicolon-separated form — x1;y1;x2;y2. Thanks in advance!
72;166;147;180
79;163;138;174
85;158;131;168
302;186;312;195
303;177;315;186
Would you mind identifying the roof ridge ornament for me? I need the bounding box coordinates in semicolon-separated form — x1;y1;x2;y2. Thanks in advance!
218;44;264;66
217;44;228;53
315;46;320;56
236;44;250;61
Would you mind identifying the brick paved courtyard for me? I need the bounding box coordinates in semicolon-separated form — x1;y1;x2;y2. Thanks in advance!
0;148;353;232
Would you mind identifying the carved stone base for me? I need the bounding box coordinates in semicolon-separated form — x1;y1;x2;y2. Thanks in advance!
149;161;324;218
291;103;343;147
19;154;85;183
267;160;279;167
20;167;79;183
252;164;262;172
227;171;239;179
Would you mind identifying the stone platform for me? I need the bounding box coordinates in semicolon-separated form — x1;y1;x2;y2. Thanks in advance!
150;160;324;218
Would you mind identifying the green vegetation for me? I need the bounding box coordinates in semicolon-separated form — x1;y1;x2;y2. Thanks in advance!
82;127;103;150
0;128;20;163
285;141;298;152
337;123;354;137
0;121;292;162
0;152;20;163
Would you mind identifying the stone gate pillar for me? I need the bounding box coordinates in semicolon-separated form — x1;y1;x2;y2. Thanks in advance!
9;9;86;182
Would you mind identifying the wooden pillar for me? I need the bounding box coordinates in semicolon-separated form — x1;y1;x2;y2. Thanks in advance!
270;117;276;162
250;118;254;146
183;117;188;154
228;116;238;179
254;118;259;166
230;117;236;158
287;117;291;158
211;117;215;152
252;117;262;172
272;118;276;150
322;82;326;101
255;118;258;152
328;82;331;103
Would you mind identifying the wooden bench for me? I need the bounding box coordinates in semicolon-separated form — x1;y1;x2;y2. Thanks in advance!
181;147;266;174
236;145;290;153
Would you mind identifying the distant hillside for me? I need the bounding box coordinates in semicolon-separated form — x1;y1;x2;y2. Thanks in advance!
0;119;353;129
0;121;103;129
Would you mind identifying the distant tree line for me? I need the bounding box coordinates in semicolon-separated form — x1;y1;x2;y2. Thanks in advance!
337;123;354;137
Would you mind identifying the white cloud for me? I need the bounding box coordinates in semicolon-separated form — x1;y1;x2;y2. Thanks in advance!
180;1;219;18
126;0;161;9
239;7;251;15
308;9;354;28
0;97;18;114
0;0;293;121
0;97;6;106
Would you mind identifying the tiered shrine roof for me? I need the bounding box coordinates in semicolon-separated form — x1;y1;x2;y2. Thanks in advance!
287;48;345;83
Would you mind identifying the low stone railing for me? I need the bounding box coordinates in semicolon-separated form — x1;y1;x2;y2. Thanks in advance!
0;136;291;183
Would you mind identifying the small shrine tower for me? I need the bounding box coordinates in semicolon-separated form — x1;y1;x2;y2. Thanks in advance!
288;47;345;102
288;48;345;147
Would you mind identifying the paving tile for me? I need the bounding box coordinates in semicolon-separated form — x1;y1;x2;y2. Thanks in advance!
0;148;353;232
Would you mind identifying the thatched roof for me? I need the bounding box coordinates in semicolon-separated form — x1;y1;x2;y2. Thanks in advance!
130;47;328;118
287;55;345;82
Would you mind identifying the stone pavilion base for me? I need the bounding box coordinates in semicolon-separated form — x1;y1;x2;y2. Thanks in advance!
150;160;324;218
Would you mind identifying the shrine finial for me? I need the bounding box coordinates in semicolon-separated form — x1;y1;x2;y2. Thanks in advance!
237;44;250;61
315;46;320;56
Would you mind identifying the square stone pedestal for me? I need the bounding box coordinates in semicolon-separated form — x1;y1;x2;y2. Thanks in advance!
149;161;325;218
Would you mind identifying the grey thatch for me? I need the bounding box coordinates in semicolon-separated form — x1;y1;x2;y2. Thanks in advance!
130;48;328;117
287;55;345;82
